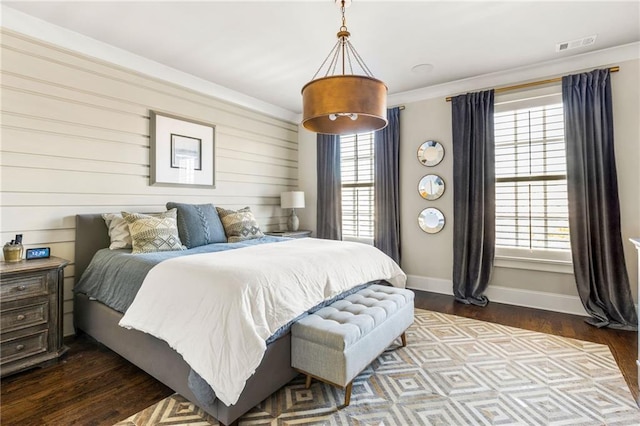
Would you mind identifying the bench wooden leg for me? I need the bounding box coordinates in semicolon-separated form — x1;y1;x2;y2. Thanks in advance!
401;332;407;347
305;374;312;389
344;382;353;406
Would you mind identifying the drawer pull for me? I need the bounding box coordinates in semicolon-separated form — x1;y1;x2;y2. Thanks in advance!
16;314;26;321
16;285;27;291
16;344;25;351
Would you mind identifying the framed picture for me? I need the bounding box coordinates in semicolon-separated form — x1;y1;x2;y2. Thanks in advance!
150;111;215;188
171;134;202;171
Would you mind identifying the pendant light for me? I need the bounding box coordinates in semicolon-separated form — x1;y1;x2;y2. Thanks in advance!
301;0;387;135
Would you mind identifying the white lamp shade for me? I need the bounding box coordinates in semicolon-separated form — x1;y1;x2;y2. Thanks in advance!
281;191;305;209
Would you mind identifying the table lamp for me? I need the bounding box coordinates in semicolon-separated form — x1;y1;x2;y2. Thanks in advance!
280;191;305;231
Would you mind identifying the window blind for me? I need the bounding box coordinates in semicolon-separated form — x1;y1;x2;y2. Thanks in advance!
340;132;374;241
494;101;570;251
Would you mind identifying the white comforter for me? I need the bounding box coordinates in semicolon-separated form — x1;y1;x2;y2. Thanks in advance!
119;238;406;406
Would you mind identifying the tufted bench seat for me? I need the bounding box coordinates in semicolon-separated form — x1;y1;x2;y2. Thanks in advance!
291;284;414;406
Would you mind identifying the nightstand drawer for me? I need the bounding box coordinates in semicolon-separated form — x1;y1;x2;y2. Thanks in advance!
1;330;48;364
1;303;48;332
0;273;48;301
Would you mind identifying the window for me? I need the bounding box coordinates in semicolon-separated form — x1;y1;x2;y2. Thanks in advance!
494;91;571;271
340;132;374;244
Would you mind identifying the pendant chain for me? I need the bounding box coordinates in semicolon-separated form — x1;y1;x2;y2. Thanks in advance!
309;0;374;81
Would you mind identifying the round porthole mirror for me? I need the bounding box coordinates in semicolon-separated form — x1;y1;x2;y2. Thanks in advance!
418;208;445;234
418;174;445;200
417;140;445;167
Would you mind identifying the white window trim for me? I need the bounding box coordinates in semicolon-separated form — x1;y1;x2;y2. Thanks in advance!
495;246;573;274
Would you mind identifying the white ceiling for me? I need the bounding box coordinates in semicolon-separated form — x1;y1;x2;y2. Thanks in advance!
4;1;640;116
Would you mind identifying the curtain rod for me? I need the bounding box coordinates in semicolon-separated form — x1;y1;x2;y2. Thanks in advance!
445;66;620;102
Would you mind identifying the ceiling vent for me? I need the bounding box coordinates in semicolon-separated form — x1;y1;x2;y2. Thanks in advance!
556;35;597;52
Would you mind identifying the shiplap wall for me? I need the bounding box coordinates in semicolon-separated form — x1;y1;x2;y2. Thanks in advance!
0;30;299;336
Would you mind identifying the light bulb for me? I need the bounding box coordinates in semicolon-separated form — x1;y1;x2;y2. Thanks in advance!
329;112;358;121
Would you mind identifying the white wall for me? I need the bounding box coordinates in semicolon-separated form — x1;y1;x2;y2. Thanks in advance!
0;30;299;335
298;55;640;315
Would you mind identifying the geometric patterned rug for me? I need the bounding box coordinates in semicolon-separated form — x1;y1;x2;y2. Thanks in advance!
115;309;639;425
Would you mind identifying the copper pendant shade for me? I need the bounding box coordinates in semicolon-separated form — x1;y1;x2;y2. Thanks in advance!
301;1;387;135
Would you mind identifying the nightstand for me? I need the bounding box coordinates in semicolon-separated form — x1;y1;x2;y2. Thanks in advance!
0;256;69;377
265;230;312;239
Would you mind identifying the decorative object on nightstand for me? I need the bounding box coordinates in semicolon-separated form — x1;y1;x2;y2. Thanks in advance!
0;256;69;377
265;230;312;239
3;234;24;263
281;191;305;231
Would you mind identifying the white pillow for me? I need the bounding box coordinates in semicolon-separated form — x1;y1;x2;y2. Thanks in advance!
102;213;132;250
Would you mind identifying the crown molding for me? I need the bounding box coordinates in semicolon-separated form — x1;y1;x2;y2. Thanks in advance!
1;5;300;124
388;42;640;106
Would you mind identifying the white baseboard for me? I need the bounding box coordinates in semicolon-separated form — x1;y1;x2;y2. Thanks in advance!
406;275;588;317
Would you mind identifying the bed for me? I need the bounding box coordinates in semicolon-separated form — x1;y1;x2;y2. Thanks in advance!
73;213;405;425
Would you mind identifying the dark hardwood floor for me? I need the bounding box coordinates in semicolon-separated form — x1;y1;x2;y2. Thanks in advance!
1;290;637;425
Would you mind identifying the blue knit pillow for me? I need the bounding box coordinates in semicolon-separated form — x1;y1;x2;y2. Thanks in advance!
165;202;227;248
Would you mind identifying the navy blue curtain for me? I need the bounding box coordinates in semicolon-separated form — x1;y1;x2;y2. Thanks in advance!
316;134;342;240
451;90;495;306
374;107;401;263
562;68;637;330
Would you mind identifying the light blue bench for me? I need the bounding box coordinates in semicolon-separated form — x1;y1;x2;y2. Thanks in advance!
291;284;414;406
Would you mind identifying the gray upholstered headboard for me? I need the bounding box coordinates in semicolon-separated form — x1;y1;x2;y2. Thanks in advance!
75;214;110;284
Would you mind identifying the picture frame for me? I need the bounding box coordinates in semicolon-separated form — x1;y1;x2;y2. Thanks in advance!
150;111;215;188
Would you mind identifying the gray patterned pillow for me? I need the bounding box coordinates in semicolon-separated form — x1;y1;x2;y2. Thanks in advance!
216;206;264;243
122;209;185;254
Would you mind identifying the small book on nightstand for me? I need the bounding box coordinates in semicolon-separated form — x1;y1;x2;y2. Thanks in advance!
265;230;312;238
